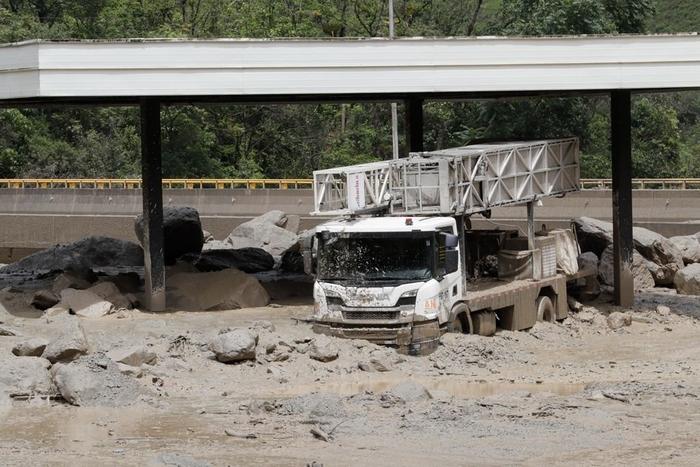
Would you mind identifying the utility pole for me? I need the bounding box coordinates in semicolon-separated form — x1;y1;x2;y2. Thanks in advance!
389;0;399;160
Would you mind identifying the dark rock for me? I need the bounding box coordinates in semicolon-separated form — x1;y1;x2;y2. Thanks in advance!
31;289;59;310
189;247;274;273
135;206;204;265
0;237;143;274
281;249;304;273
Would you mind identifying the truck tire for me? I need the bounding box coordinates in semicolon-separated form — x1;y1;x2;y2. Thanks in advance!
472;310;496;336
448;303;472;334
536;296;555;322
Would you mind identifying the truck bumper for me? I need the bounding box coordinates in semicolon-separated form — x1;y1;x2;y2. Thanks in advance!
312;319;440;356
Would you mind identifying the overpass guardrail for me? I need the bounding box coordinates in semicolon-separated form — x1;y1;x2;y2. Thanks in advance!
0;178;313;189
1;178;700;190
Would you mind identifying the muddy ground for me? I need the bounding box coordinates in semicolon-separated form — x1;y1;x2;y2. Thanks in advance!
1;289;699;466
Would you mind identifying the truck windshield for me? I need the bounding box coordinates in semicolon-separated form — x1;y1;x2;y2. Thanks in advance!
317;234;433;283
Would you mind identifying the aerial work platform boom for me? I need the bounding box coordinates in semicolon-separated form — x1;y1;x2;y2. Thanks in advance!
312;138;580;216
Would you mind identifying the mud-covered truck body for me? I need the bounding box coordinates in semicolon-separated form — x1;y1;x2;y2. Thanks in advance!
307;139;581;355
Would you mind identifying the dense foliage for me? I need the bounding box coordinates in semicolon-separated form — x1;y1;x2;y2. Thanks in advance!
0;0;698;179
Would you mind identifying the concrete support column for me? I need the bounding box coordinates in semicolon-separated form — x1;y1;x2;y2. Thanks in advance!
140;98;166;311
405;97;424;153
610;90;634;307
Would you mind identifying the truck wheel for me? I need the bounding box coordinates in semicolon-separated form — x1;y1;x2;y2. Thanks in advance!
536;296;555;322
448;304;472;334
472;311;496;336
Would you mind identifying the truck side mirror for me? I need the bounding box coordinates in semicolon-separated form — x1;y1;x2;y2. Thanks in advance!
444;233;459;248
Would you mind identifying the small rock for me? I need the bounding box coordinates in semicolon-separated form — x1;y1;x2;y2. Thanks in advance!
656;305;671;316
0;325;19;336
383;381;432;403
107;345;157;367
251;320;275;332
310;426;330;442
42;321;89;363
209;329;257;363
59;288;114;318
607;311;632;330
308;336;339;362
224;429;257;439
576;311;595;324
31;289;60;311
12;337;49;357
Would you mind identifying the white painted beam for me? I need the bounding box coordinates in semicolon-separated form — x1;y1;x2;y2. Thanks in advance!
1;35;700;100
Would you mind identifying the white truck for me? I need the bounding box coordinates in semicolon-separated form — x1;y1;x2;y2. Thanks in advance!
306;138;583;355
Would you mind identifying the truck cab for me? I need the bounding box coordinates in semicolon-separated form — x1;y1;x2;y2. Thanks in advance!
311;216;463;355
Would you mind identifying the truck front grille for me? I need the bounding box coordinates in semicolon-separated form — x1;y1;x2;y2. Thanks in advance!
342;310;400;320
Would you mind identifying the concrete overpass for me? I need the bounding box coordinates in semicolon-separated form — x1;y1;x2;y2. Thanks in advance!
1;188;699;264
4;35;700;308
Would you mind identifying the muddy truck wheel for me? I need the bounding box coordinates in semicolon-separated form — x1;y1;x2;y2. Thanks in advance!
472;310;496;336
448;303;472;334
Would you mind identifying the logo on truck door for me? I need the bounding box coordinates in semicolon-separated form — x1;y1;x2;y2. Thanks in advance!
347;172;366;210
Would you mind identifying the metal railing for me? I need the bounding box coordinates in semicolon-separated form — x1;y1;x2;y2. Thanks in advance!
0;178;313;189
580;178;700;190
1;178;700;190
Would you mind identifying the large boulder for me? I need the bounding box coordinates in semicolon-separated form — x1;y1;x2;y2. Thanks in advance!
135;206;204;265
209;329;257;363
224;210;298;257
166;269;270;311
0;356;55;396
187;247;274;273
598;245;654;291
42;320;89;363
673;263;700;295
0;237;143;274
577;251;599;275
669;235;700;265
573;217;613;257
51;355;146;406
632;226;684;285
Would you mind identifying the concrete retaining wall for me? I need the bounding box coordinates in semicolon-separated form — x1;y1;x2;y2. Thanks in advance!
1;188;699;262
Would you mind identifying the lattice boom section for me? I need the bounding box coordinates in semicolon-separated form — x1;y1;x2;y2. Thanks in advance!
312;138;579;216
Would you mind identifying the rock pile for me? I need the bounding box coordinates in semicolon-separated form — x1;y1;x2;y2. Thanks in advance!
574;217;700;295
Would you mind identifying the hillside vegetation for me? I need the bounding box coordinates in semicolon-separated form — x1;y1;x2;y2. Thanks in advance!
0;0;699;180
